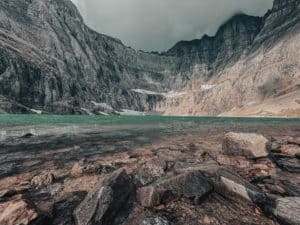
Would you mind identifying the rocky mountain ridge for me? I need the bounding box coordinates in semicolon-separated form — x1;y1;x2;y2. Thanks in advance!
0;0;299;116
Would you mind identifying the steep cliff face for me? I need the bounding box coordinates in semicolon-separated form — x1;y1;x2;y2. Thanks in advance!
0;0;299;116
166;14;263;75
0;0;178;114
156;0;300;117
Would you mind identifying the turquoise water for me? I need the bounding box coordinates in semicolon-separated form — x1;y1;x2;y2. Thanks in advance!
0;114;299;140
0;114;299;127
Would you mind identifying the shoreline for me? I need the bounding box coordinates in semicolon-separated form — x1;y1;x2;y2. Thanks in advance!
0;118;299;224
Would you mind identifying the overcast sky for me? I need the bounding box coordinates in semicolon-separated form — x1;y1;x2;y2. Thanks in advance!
71;0;273;52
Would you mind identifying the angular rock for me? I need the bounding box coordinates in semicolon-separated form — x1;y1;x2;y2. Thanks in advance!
31;173;55;187
271;153;300;173
137;186;164;208
74;169;134;225
213;168;266;205
222;132;268;158
52;191;87;225
0;196;47;225
137;171;212;207
123;210;170;225
273;197;300;225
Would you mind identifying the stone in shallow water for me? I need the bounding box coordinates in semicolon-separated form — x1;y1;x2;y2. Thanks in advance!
74;169;134;225
222;132;268;158
273;197;300;225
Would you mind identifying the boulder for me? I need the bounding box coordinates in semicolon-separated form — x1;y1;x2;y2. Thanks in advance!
212;168;266;205
31;173;55;187
0;196;47;225
137;171;212;207
74;169;134;225
273;197;300;225
222;132;268;158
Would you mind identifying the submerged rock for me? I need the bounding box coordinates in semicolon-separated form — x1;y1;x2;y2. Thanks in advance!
74;169;134;225
222;132;268;158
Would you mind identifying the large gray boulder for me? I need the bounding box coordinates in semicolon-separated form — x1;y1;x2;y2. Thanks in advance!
222;132;269;158
212;168;266;204
137;170;212;207
74;169;134;225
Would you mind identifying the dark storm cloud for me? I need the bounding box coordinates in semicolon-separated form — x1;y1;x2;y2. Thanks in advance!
71;0;273;51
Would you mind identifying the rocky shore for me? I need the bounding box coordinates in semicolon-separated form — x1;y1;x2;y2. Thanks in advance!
0;127;299;225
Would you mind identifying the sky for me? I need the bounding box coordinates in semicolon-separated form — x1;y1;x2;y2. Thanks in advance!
71;0;274;52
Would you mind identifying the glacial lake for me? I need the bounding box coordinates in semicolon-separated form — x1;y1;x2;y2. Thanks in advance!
0;115;299;140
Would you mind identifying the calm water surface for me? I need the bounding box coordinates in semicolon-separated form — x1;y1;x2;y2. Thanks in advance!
0;115;299;140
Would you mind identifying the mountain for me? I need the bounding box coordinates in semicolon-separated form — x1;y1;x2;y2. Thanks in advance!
0;0;299;116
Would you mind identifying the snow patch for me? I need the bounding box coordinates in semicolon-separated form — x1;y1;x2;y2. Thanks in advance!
0;130;7;141
30;109;42;114
81;108;94;115
119;109;146;116
91;101;114;111
164;91;187;98
243;101;257;107
200;85;216;91
132;89;186;98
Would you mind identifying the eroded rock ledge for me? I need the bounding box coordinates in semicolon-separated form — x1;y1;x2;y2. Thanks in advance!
0;132;300;225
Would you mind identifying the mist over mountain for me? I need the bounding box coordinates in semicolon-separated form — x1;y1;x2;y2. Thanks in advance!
71;0;273;51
